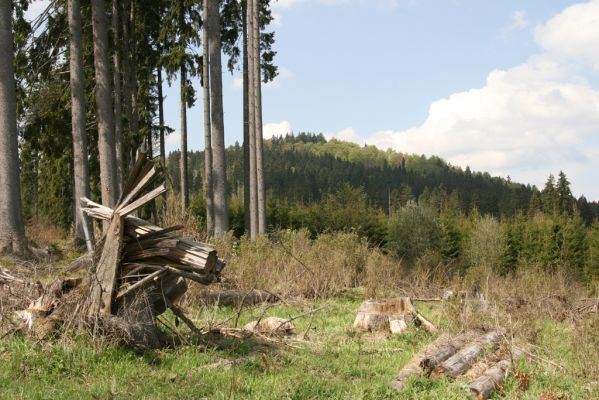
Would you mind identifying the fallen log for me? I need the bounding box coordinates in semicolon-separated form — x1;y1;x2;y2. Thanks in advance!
419;331;477;374
389;334;452;390
468;347;525;399
244;317;295;336
433;331;501;378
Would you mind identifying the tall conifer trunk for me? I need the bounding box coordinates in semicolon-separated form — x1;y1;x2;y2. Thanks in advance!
0;0;27;254
203;0;214;236
247;0;258;238
111;0;123;196
207;0;229;236
68;0;93;250
252;0;266;234
242;0;250;235
91;0;118;208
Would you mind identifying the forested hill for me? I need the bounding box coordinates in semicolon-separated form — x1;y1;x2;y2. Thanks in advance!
166;133;599;223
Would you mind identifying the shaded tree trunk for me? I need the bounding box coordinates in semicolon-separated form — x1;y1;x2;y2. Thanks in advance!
112;0;123;196
203;0;214;236
0;0;27;254
68;0;94;250
157;66;165;168
91;0;118;208
180;64;189;209
207;0;229;236
120;0;132;171
251;0;265;234
242;0;250;235
246;0;258;239
128;1;139;170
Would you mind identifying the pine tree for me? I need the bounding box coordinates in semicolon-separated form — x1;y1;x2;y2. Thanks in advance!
556;171;574;215
0;0;27;254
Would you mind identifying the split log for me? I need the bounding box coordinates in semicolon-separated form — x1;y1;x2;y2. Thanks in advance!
86;215;124;317
389;334;452;390
468;347;525;399
389;319;408;335
433;331;501;378
419;331;478;374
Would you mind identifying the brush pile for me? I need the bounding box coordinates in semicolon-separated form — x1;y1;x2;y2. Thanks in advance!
6;155;224;349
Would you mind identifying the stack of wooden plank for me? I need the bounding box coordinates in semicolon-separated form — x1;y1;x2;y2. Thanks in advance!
81;156;224;318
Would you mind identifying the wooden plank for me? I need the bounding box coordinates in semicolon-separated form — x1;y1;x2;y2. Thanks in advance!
87;215;124;317
123;247;171;261
115;269;165;300
117;184;167;217
124;225;184;242
116;165;157;212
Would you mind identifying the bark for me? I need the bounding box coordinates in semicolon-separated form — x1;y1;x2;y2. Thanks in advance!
157;67;165;168
112;0;123;196
128;1;139;170
251;0;266;234
179;0;188;209
419;332;478;374
247;0;258;238
242;0;250;234
433;331;501;378
157;66;167;207
207;0;229;236
179;64;189;209
202;0;214;236
91;0;118;208
68;0;94;251
0;0;27;254
121;0;132;167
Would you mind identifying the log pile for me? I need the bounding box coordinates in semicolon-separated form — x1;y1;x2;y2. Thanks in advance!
390;329;525;399
80;156;224;319
9;156;224;349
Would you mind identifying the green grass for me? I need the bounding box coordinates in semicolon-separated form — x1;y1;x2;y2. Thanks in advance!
1;295;597;399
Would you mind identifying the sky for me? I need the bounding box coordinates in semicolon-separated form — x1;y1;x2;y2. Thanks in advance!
25;0;599;200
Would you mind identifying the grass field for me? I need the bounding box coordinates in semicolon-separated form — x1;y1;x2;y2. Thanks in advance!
1;289;596;400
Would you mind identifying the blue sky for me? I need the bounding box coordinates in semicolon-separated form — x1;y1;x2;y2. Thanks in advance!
25;0;599;199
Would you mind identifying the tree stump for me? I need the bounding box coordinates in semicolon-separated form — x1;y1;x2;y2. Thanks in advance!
353;298;415;332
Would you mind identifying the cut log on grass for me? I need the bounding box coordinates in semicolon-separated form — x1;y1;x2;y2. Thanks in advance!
468;347;525;399
389;334;452;390
413;311;438;334
433;331;501;378
419;331;478;374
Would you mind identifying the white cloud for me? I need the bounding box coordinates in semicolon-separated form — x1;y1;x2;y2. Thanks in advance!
331;1;599;199
503;10;529;33
325;127;365;145
263;121;292;139
232;77;243;90
534;0;599;70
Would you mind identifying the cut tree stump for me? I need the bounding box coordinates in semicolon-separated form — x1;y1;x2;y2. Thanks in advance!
354;298;415;332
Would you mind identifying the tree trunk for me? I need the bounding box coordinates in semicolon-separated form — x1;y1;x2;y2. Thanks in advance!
68;0;94;251
121;0;131;169
179;64;189;209
247;0;258;239
433;331;500;378
207;0;229;236
157;67;165;167
0;0;27;254
157;66;166;205
128;1;139;171
202;0;214;236
91;0;118;208
112;0;123;196
251;0;266;234
242;0;250;235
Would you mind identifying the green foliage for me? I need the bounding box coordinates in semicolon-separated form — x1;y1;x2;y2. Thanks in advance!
464;216;506;280
387;201;442;263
